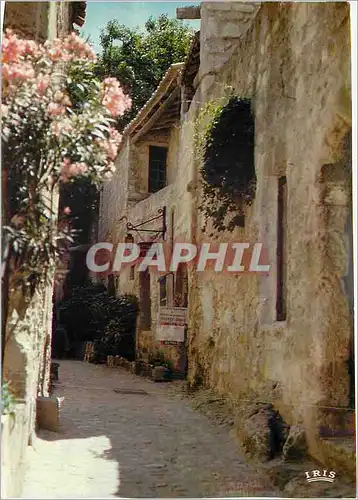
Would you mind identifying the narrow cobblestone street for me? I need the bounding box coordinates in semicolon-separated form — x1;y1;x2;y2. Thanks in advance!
21;360;278;498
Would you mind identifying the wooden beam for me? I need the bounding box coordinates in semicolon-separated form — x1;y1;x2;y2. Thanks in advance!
132;88;180;143
151;119;178;130
150;126;172;132
176;6;201;19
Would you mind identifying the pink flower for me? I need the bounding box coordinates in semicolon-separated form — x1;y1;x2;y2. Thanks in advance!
54;90;72;107
45;38;73;62
36;74;50;94
106;162;116;174
2;62;35;82
62;33;97;61
2;31;25;63
101;78;132;117
47;102;66;117
95;128;122;161
63;207;71;215
59;159;88;183
23;40;40;58
109;127;122;143
50;119;72;137
68;162;88;176
108;142;118;160
60;158;71;183
2;31;41;63
96;139;118;161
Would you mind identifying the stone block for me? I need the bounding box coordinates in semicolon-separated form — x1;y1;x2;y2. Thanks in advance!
235;403;288;462
282;425;308;461
152;366;171;382
230;2;259;13
206;2;232;11
36;396;63;432
176;6;200;19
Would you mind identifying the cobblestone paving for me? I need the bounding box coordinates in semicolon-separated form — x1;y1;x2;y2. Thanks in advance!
22;360;279;498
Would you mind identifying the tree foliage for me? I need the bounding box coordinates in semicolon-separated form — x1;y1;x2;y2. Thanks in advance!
95;15;193;128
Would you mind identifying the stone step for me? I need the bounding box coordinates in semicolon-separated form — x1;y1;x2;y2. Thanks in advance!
318;406;355;438
319;436;356;479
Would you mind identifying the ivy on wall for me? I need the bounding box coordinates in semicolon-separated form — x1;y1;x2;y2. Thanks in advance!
194;94;256;232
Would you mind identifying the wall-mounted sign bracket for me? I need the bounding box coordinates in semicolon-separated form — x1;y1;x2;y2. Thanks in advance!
126;207;166;242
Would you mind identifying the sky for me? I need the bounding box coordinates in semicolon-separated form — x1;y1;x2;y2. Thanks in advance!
81;2;201;53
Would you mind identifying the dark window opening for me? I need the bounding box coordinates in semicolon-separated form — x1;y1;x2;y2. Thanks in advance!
130;266;135;281
148;146;167;193
174;264;188;308
170;209;175;250
159;276;167;306
276;176;287;321
108;275;115;296
139;270;151;329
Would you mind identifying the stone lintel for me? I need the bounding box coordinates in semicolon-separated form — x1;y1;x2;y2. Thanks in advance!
176;6;201;19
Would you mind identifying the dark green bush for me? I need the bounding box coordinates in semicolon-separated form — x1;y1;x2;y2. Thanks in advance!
197;96;256;232
56;283;139;361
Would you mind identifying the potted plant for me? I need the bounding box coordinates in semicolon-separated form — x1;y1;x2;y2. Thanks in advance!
151;352;173;382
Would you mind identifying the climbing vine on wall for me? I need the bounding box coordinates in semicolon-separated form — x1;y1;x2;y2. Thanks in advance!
194;94;256;232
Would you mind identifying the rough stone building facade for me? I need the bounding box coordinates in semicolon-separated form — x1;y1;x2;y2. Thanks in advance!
99;1;353;476
99;62;187;370
1;3;86;497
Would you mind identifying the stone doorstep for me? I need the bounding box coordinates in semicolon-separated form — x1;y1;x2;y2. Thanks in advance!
318;406;355;438
318;436;356;479
36;396;63;432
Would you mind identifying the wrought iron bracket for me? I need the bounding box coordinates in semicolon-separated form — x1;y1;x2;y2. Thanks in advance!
126;207;166;241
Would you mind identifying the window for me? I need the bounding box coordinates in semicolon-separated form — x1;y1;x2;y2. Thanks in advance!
170;209;175;250
148;146;167;193
159;276;167;306
174;264;188;307
139;270;151;329
276;176;287;321
108;275;115;296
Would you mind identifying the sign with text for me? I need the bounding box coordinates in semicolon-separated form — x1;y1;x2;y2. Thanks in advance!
157;307;187;342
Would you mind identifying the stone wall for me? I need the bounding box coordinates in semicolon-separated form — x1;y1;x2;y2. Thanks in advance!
1;4;73;497
1;404;28;498
4;2;72;40
97;0;352;469
187;1;352;466
117;132;181;366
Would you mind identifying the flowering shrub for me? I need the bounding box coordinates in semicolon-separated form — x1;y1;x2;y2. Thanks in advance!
1;30;132;292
